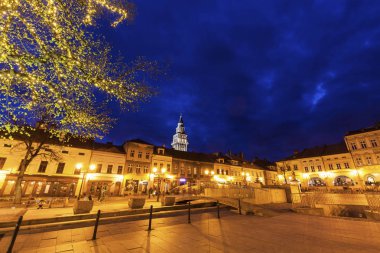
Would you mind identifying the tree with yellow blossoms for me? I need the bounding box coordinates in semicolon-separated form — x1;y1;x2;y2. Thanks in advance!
0;0;157;204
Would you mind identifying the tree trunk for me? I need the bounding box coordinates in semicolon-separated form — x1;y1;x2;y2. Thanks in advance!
13;162;26;204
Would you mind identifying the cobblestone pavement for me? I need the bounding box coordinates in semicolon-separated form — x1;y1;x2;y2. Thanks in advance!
1;211;380;253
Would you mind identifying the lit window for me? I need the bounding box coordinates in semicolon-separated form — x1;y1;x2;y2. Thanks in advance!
311;166;315;172
138;151;142;158
136;165;141;174
328;164;333;170
127;164;133;173
336;164;341;169
344;163;350;169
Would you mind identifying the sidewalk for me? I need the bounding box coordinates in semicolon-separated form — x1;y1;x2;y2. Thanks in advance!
0;197;210;224
1;211;380;252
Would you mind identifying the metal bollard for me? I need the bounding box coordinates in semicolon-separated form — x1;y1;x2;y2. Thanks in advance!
238;199;242;215
188;201;191;224
217;201;220;219
7;215;23;253
148;205;153;231
92;210;101;240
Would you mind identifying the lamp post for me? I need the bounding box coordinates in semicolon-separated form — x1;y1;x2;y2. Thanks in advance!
77;163;95;200
152;167;166;202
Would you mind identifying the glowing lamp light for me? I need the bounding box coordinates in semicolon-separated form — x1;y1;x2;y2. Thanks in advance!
211;171;215;175
351;170;359;176
246;176;252;182
259;177;264;182
89;164;96;171
116;175;124;182
152;167;157;173
205;170;209;175
320;172;327;178
179;178;186;183
149;174;155;180
161;168;167;173
241;172;245;176
87;174;95;180
75;163;83;170
278;175;284;180
166;174;174;179
302;173;309;179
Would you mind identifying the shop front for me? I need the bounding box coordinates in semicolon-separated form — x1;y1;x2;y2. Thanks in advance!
0;174;78;197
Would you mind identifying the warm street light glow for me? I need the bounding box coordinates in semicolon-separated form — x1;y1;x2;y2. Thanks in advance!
241;172;245;176
161;168;167;173
152;167;157;173
75;163;83;170
89;164;96;171
211;171;215;175
205;170;209;175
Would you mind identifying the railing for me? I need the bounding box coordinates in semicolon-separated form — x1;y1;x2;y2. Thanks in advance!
4;200;223;252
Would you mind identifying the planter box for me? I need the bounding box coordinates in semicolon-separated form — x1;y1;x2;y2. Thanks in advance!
161;196;176;206
128;197;146;209
73;200;94;214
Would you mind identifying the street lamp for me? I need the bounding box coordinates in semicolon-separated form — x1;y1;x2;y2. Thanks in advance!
152;167;167;202
77;163;95;200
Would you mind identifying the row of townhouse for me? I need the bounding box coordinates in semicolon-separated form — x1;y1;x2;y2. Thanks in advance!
276;123;380;188
0;136;277;198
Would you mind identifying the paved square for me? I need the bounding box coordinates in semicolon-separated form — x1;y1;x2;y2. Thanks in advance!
1;211;380;252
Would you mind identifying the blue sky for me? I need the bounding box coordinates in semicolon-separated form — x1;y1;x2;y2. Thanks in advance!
100;0;380;161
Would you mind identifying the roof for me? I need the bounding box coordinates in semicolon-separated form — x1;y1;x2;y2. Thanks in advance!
126;139;153;145
278;142;349;162
346;122;380;136
253;158;276;171
154;147;216;163
92;142;125;154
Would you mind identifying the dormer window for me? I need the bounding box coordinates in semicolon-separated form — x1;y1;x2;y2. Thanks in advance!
218;158;224;163
158;148;165;155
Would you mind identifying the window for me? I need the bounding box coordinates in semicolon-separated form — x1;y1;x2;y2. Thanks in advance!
317;165;322;172
188;167;192;175
351;143;357;150
221;169;224;175
74;167;81;175
130;150;135;157
160;163;163;169
143;166;148;173
371;140;378;147
336;164;341;169
286;166;291;171
138;151;142;158
167;164;171;172
127;164;133;173
360;140;367;149
225;170;228;175
0;157;6;170
62;150;69;154
366;157;372;165
293;165;298;170
328;164;333;170
356;158;362;166
96;164;102;173
153;163;157;167
146;153;150;159
117;166;123;174
304;167;309;172
311;166;315;172
344;162;350;169
3;144;11;148
217;169;220;174
38;161;48;173
56;163;65;174
107;165;113;174
78;152;85;156
136;165;141;174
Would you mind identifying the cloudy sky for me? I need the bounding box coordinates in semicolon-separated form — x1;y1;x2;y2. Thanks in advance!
100;0;380;161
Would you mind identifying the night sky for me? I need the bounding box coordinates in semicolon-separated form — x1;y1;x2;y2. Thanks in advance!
100;0;380;161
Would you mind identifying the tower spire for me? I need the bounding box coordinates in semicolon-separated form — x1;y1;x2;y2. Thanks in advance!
172;114;189;151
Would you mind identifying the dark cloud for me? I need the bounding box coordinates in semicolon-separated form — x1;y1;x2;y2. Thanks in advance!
100;0;380;161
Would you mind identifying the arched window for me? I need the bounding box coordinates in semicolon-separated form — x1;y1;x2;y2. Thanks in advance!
366;175;376;185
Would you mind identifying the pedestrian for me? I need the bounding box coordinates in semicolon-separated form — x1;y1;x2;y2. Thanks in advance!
88;194;93;201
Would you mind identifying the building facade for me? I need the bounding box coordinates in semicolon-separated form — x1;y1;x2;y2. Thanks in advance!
0;138;274;198
276;123;380;188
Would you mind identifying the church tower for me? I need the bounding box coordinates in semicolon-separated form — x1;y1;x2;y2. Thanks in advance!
171;114;189;151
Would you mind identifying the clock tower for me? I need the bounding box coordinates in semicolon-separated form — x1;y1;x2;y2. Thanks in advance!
171;114;189;151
